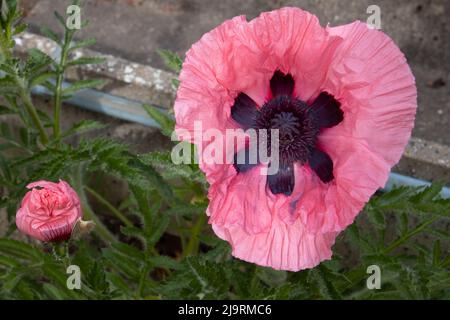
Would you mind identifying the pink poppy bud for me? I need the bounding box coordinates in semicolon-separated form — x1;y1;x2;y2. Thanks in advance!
15;180;83;242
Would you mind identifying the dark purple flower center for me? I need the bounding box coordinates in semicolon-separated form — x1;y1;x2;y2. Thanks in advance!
255;96;319;165
231;70;343;196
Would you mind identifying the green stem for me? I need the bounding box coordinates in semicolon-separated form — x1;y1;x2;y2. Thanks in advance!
346;273;398;299
130;185;153;232
183;213;207;257
53;30;72;140
174;224;187;253
137;263;151;298
1;11;47;144
50;242;70;267
84;185;133;228
382;216;439;255
70;166;116;243
137;248;164;298
19;86;49;145
0;30;12;61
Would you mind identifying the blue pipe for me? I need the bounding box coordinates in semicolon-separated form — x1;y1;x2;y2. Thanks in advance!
31;85;450;199
385;172;450;198
32;84;161;128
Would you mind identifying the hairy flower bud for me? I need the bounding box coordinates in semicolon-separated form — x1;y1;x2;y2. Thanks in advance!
15;180;86;242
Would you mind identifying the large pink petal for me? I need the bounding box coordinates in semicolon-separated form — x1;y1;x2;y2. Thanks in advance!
175;11;417;271
174;16;247;140
207;165;272;235
323;21;417;166
16;206;80;242
212;217;338;271
289;134;391;234
174;8;343;176
236;7;342;103
286;21;417;234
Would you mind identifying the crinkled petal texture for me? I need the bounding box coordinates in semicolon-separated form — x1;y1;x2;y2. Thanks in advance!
16;180;82;242
174;8;417;271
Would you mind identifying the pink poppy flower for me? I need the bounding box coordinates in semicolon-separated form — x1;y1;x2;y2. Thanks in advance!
174;7;417;271
16;180;82;242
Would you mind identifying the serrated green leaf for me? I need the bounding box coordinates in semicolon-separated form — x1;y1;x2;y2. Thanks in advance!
105;272;129;293
165;202;207;217
120;226;147;244
62;79;104;95
180;257;230;299
42;283;67;300
148;256;182;270
308;265;343;300
111;242;145;262
411;183;444;204
138;151;206;185
29;71;55;88
171;78;180;88
432;240;441;267
2;272;25;292
0;255;20;268
142;104;174;137
0;76;18;94
40;26;61;44
60;119;105;139
157;49;183;73
85;261;109;293
0;239;43;261
366;208;386;230
54;11;66;28
102;247;141;280
148;214;170;246
69;38;96;51
26;48;52;76
131;158;174;202
12;23;27;35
